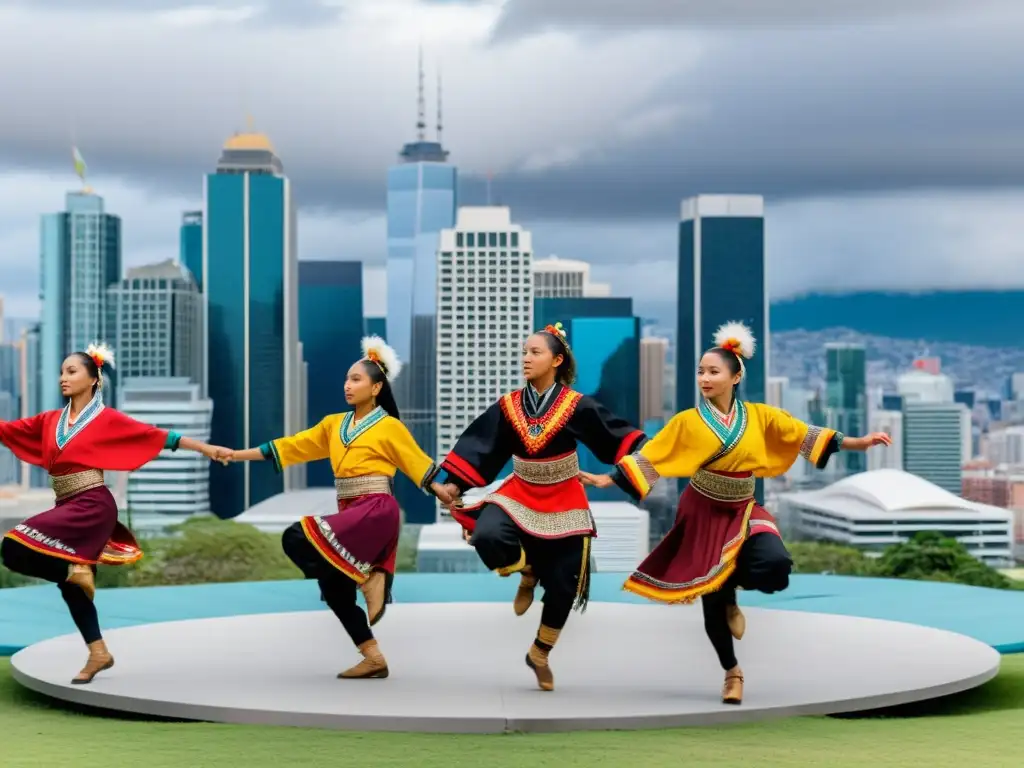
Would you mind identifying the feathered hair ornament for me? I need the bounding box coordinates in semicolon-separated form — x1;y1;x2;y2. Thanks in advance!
542;321;571;350
85;342;115;371
713;321;756;377
84;342;115;390
360;335;402;382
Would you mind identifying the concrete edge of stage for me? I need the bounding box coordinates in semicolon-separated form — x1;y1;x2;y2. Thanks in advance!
7;605;1005;733
3;572;1024;657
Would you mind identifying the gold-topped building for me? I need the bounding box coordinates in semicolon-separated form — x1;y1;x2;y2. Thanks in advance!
216;119;282;176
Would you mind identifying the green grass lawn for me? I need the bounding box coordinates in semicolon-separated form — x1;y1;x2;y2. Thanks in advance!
2;655;1023;768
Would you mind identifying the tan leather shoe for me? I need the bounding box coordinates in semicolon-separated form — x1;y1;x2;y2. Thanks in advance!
67;564;96;601
338;639;389;679
513;568;537;616
726;604;746;640
360;571;386;626
722;670;744;705
525;646;554;691
71;640;114;685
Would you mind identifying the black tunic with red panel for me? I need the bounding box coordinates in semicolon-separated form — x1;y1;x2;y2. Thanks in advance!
441;383;646;607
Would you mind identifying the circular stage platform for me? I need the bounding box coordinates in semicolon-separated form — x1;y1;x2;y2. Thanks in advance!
11;602;1000;733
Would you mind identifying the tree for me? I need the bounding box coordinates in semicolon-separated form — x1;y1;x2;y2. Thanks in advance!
873;530;1010;589
788;542;878;576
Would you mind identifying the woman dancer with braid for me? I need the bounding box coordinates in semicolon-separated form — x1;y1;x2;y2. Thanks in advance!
581;322;891;705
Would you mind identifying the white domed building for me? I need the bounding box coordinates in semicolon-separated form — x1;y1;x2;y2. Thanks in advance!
777;469;1013;567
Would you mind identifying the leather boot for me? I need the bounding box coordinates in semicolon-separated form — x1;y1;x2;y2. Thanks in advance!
360;570;386;626
524;624;559;691
71;639;114;685
722;667;744;705
726;604;746;640
67;563;96;601
338;639;389;679
513;567;537;616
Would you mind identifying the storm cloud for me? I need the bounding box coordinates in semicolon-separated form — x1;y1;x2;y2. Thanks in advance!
0;0;1021;320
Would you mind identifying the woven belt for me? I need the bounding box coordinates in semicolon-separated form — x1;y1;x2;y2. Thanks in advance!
513;453;580;485
689;468;755;502
51;469;105;502
334;475;392;500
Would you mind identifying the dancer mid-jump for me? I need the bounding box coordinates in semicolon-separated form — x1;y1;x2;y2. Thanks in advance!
227;336;456;680
437;323;647;692
0;344;229;684
581;321;891;705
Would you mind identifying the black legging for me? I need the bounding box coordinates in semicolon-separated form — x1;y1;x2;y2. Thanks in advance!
281;522;373;647
0;538;102;644
702;531;793;670
470;504;585;631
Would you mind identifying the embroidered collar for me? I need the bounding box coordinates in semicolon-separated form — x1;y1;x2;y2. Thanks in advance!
339;406;386;447
524;383;559;418
501;387;581;455
55;392;105;451
698;397;748;466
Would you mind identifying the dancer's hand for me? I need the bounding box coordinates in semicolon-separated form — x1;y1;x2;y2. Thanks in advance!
431;481;458;506
579;471;613;489
844;432;892;451
203;444;232;465
432;482;462;508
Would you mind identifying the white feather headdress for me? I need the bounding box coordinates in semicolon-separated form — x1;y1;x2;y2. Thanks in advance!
85;342;116;370
361;335;402;382
713;322;756;376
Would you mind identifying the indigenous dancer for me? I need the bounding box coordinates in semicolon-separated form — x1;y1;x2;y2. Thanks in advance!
437;323;646;692
581;321;891;705
0;344;229;684
227;336;455;680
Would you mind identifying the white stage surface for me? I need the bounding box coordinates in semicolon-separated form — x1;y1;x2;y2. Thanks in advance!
11;603;1000;733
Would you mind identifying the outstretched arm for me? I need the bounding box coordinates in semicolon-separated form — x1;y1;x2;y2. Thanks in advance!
169;433;231;465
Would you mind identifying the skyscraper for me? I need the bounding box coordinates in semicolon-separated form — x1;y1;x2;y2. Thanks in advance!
436;207;533;517
825;343;867;475
299;260;363;488
107;259;203;388
39;190;121;410
640;337;668;425
677;195;767;412
678;194;766;499
119;377;214;517
180;211;203;289
386;51;457;522
202;127;303;517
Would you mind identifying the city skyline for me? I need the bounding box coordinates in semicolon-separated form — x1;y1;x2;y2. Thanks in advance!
0;0;1022;321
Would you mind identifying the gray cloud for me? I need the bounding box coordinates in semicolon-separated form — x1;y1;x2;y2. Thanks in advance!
0;2;1018;227
0;0;339;26
492;0;1016;39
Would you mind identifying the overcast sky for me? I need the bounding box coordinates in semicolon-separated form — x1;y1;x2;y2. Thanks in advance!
0;0;1021;321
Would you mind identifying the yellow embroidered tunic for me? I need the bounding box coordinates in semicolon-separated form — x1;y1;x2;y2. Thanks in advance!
617;401;839;500
259;407;439;490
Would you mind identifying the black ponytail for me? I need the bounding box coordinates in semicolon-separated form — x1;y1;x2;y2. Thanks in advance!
361;360;401;420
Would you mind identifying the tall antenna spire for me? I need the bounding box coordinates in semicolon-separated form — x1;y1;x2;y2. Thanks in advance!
436;67;443;146
416;45;426;142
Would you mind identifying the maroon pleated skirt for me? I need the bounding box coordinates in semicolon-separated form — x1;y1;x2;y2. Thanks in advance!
299;493;401;584
623;478;780;605
3;485;142;566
